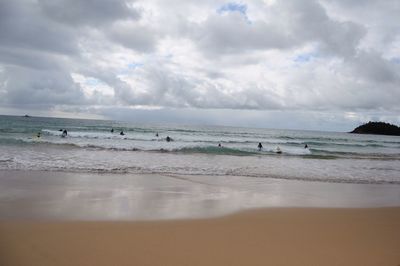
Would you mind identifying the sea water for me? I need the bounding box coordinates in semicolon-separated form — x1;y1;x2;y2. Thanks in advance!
1;115;399;184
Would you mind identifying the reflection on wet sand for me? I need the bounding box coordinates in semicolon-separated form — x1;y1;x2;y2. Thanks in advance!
1;170;400;220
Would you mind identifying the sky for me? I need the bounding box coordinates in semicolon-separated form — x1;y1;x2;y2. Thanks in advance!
0;0;399;131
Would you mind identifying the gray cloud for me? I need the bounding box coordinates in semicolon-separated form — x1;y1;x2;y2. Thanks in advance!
0;0;78;55
83;63;283;110
279;0;366;57
37;0;154;52
0;47;64;70
348;51;400;84
190;13;293;56
108;22;158;52
38;0;139;27
0;66;86;107
189;0;365;58
0;0;146;109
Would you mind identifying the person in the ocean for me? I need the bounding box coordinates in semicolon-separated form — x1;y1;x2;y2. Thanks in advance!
37;132;41;138
61;129;67;138
304;144;308;149
218;143;222;147
111;128;114;133
166;136;171;142
257;142;263;151
120;131;125;136
156;132;159;137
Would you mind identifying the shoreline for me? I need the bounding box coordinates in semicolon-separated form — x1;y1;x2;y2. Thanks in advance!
2;169;400;221
1;207;400;266
1;169;400;221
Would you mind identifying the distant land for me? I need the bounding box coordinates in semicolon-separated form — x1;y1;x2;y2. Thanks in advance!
350;122;400;136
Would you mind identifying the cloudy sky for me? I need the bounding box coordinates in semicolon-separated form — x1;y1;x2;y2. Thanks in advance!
0;0;399;131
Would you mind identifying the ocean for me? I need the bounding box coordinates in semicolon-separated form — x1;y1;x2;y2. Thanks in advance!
1;115;399;185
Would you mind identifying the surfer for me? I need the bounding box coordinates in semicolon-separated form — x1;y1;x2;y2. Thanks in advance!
36;132;41;138
304;144;308;149
120;131;125;136
111;128;114;133
156;132;159;137
61;129;67;138
257;142;263;151
166;136;172;142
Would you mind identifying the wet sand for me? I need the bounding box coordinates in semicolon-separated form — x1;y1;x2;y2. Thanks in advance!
1;170;400;220
1;208;400;266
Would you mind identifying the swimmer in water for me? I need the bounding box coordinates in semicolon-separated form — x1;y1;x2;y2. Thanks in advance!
257;142;263;151
120;131;125;136
166;136;172;142
61;129;67;138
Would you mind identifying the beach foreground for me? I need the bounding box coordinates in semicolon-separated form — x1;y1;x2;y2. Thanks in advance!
1;208;400;266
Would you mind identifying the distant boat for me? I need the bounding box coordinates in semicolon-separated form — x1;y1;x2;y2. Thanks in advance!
23;114;31;118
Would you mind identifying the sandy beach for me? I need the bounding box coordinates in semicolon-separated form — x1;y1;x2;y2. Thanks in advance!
1;208;400;266
1;170;400;265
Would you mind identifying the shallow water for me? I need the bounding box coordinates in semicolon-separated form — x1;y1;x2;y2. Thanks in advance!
1;115;400;184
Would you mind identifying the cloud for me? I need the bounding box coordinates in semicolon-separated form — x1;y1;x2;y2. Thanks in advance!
190;13;293;56
348;51;400;84
0;0;78;55
185;0;366;58
107;21;158;52
277;0;366;57
37;0;140;27
0;66;86;107
0;0;399;130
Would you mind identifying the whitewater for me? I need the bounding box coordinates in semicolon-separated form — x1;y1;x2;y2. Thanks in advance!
1;115;399;184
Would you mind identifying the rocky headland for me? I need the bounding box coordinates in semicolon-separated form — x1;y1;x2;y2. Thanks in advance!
350;122;400;136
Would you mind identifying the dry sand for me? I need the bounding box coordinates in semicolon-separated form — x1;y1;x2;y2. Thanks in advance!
1;207;400;266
